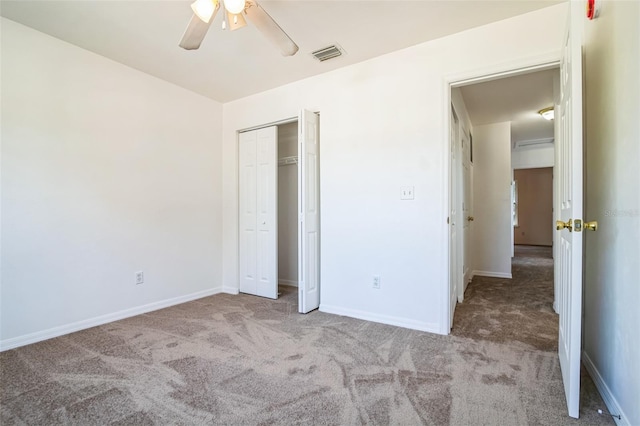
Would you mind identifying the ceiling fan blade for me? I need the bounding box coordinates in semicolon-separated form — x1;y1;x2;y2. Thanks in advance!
244;1;298;56
227;11;247;31
179;8;219;50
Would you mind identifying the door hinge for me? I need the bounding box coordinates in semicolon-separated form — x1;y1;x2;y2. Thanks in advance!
447;217;450;224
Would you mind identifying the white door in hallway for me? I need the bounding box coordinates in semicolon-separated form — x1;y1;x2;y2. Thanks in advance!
556;2;584;418
449;107;460;327
239;127;278;299
461;129;472;300
298;110;320;313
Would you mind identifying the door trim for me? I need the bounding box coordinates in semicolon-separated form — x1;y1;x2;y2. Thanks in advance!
441;51;561;335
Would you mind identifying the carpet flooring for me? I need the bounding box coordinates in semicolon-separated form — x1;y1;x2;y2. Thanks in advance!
1;246;614;425
452;245;558;351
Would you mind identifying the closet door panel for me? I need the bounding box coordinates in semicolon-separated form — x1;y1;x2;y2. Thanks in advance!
239;127;278;299
256;128;278;299
299;110;320;313
239;131;258;295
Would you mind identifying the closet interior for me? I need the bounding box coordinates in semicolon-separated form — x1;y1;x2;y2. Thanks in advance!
277;122;299;288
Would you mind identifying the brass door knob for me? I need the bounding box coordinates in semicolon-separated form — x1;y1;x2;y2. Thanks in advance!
467;216;474;221
556;219;573;232
584;221;598;231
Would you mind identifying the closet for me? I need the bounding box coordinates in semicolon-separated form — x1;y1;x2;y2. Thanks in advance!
276;122;299;289
238;110;320;313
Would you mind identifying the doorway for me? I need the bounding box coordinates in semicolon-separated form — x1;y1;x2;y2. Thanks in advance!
447;65;559;324
446;7;586;418
513;167;554;247
237;110;320;314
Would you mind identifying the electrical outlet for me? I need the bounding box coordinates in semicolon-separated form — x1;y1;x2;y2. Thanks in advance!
373;275;381;289
400;186;414;200
135;271;144;285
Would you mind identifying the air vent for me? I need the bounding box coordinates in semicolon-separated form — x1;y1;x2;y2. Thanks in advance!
514;138;554;150
311;45;343;62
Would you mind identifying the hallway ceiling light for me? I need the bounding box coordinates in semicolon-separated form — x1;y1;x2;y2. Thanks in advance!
538;106;554;121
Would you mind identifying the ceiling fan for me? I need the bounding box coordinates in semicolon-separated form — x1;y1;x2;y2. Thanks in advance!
179;0;299;56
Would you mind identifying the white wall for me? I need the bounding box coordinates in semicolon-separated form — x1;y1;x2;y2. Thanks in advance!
512;145;555;169
222;5;567;333
471;123;513;278
510;67;558;170
277;122;298;286
1;19;224;349
582;1;640;424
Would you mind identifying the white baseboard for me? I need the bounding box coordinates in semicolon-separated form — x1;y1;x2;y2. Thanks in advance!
472;270;512;279
221;285;239;295
278;279;298;288
582;351;629;426
319;304;441;335
0;287;228;352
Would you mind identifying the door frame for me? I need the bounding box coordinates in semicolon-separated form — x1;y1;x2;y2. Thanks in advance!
441;52;561;335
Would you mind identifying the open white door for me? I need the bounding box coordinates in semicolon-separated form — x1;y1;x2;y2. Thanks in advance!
298;110;320;313
449;107;460;327
461;129;472;300
239;127;278;299
556;2;584;418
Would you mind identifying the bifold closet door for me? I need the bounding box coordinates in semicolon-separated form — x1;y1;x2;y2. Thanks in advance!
239;127;278;299
298;110;320;313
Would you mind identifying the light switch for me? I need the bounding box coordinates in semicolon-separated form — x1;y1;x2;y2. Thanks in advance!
401;186;414;200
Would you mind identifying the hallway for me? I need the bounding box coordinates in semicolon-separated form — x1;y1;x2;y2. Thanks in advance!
452;245;557;351
451;245;614;423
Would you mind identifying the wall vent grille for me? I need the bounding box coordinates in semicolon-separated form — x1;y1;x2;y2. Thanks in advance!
311;45;343;62
514;138;554;150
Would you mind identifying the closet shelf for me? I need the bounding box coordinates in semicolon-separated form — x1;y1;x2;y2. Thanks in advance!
278;156;298;166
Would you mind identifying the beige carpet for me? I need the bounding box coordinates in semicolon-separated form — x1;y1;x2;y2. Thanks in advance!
1;247;613;425
452;245;558;351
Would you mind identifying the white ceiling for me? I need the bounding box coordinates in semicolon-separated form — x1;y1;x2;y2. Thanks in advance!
459;68;558;144
1;0;562;103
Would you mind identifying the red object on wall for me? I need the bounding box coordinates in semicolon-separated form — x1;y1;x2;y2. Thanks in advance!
587;0;597;20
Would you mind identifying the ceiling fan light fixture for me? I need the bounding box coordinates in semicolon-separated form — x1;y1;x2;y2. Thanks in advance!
538;106;554;121
180;0;297;56
224;0;246;15
191;0;217;23
244;2;299;56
